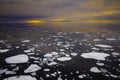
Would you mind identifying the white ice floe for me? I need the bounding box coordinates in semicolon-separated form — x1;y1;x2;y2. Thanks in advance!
106;38;116;41
57;57;72;61
44;53;53;58
43;69;50;72
21;40;30;43
70;52;78;56
112;52;119;57
81;52;110;60
0;69;7;74
4;75;37;80
96;62;104;66
78;74;86;78
48;62;57;66
5;71;16;75
95;44;112;48
92;47;100;50
90;67;101;73
93;39;101;41
24;64;41;73
5;54;29;64
51;52;59;56
24;48;34;53
0;49;9;53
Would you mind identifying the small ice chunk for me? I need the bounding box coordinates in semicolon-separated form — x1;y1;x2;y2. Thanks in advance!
70;52;78;56
57;57;72;61
0;69;7;74
48;62;57;66
5;54;28;64
112;52;119;57
51;52;59;56
24;64;41;73
78;75;84;78
93;39;101;41
43;69;50;72
44;53;53;58
0;49;9;53
106;38;116;41
24;48;34;53
4;75;37;80
95;44;112;48
21;40;30;42
96;62;104;66
81;52;110;60
90;67;101;73
5;71;16;75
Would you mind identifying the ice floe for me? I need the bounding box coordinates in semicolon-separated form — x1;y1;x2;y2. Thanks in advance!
81;52;110;60
0;69;7;74
96;62;104;66
5;54;28;64
48;62;57;66
57;57;72;61
43;69;50;72
21;40;30;42
4;75;37;80
0;49;9;53
44;53;53;58
5;71;16;75
90;67;101;73
51;52;59;56
95;44;112;48
24;64;41;73
70;52;78;56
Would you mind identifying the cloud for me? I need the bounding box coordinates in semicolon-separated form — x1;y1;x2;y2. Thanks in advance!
0;0;120;21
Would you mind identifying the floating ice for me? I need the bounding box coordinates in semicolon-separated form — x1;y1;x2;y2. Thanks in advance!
44;53;53;58
90;67;101;73
0;69;7;74
95;44;112;48
106;38;116;41
57;57;72;61
5;71;16;75
43;69;50;72
48;62;57;66
21;40;30;42
5;54;28;64
96;62;104;66
81;52;110;60
4;75;37;80
24;64;41;73
112;52;119;57
0;49;9;53
94;39;101;41
51;52;59;56
24;48;34;53
70;52;78;56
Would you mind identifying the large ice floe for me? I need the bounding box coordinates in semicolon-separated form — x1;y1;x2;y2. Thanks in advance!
4;75;36;80
5;54;29;64
24;64;41;73
81;52;110;60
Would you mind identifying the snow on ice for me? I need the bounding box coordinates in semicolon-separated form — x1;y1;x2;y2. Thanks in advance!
5;54;29;64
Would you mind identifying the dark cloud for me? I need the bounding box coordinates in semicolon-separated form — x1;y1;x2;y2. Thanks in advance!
0;0;119;21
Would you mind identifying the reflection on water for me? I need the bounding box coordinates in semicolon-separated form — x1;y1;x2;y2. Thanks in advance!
0;23;120;80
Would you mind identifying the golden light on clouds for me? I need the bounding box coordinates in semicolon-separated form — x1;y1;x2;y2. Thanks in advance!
25;20;45;23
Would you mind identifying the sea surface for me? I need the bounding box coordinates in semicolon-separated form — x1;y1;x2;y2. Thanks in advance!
0;23;120;80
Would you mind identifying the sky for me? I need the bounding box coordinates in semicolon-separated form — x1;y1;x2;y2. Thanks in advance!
0;0;120;22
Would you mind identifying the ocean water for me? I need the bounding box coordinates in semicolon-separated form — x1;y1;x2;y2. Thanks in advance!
0;23;120;80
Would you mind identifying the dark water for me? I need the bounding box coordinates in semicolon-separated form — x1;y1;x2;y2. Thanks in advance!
0;23;120;80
